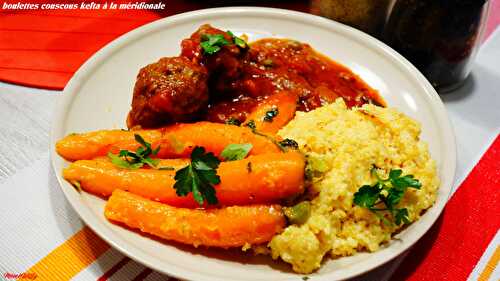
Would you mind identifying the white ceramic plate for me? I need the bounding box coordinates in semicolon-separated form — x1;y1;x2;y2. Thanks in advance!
51;7;456;281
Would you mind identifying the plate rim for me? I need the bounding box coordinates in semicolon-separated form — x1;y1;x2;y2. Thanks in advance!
51;6;457;281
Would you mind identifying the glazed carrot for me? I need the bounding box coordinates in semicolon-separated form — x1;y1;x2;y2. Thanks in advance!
105;190;286;248
63;157;188;198
63;152;305;207
153;122;281;159
214;151;305;206
56;129;161;161
243;91;297;134
56;122;280;161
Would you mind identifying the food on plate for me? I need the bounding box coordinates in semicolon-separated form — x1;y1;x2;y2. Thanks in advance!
180;25;247;88
151;121;282;159
56;121;281;161
56;129;162;161
105;190;286;248
55;24;439;274
128;56;209;128
126;24;383;129
268;99;439;273
241;91;298;134
63;151;305;208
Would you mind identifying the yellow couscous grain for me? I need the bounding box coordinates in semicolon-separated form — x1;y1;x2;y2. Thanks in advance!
268;99;439;273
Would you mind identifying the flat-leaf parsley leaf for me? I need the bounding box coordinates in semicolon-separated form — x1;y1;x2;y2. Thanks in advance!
107;134;160;169
173;146;221;205
200;30;248;55
200;34;230;55
353;167;422;226
227;30;248;49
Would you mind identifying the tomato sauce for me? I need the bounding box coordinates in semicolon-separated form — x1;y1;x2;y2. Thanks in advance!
205;38;384;124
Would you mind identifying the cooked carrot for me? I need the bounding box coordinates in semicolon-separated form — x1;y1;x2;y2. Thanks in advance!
243;91;297;134
56;122;280;161
63;152;305;207
63;157;188;198
153;122;281;159
56;129;161;161
105;190;286;248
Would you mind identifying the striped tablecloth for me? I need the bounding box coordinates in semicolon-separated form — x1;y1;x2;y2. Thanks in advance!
0;5;499;281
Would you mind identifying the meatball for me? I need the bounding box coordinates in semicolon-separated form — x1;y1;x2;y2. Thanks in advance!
127;56;209;128
181;24;247;99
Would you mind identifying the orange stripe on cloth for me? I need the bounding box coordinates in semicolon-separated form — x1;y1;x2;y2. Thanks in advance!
478;246;500;281
19;226;110;281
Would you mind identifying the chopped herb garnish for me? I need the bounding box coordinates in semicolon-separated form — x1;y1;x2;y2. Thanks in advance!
220;143;253;161
158;166;175;171
302;276;310;281
225;117;241;126
200;34;230;55
107;134;160;170
245;120;256;130
70;181;82;192
263;107;279;122
353;168;422;226
201;31;247;55
227;30;248;49
173;147;221;205
244;120;298;152
108;153;144;170
278;138;299;151
262;59;274;67
394;208;410;225
305;168;314;181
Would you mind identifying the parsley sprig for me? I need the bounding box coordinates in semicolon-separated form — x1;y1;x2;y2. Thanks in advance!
200;30;248;55
173;147;221;205
227;30;247;48
107;134;160;169
353;168;422;226
200;34;229;55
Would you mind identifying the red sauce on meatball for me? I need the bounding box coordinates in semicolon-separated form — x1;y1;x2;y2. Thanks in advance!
128;25;383;129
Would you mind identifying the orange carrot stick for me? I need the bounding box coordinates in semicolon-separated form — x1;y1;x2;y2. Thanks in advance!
153;121;282;159
243;91;297;134
56;129;161;162
105;190;286;248
55;122;280;161
63;152;305;207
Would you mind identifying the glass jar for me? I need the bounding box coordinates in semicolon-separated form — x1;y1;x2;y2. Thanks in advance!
311;0;392;36
383;0;490;93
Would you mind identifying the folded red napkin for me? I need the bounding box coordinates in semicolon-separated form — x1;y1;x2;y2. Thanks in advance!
0;1;309;90
0;5;161;89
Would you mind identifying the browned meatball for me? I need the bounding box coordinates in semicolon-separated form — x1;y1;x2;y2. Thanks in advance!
181;24;247;99
127;56;209;128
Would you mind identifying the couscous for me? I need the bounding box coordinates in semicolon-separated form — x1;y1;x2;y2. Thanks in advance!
269;99;439;273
